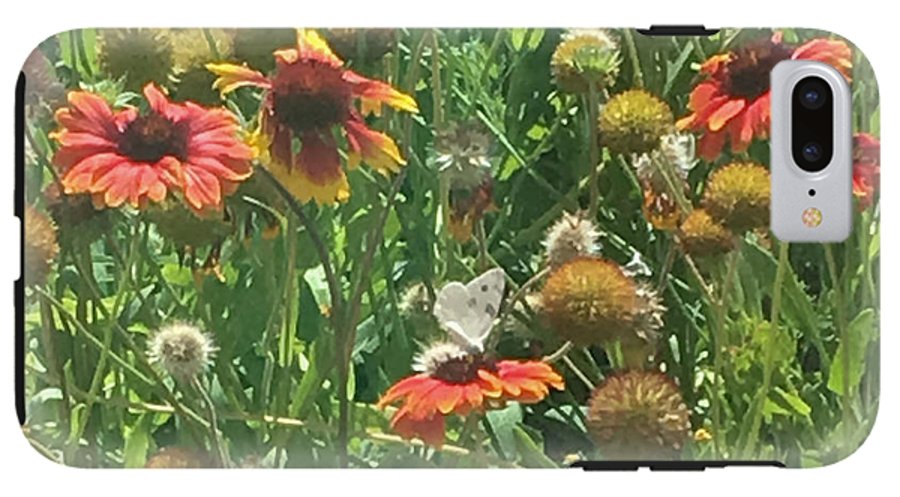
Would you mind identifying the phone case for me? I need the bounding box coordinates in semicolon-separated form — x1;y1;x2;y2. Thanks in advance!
16;27;879;468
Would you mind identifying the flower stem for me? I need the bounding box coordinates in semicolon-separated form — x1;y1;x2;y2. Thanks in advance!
586;85;602;217
542;341;573;363
825;244;854;446
192;377;229;468
430;30;443;130
709;240;742;458
741;241;789;457
623;29;644;88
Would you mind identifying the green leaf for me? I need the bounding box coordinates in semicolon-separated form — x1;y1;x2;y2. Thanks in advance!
762;398;791;422
775;387;812;418
512;425;557;468
828;308;877;395
123;413;152;468
663;42;694;97
485;403;523;459
161;263;193;287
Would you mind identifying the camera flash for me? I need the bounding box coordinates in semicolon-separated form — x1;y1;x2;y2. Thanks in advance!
802;207;823;228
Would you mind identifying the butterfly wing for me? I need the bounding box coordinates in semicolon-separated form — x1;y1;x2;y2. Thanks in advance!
433;282;481;348
432;268;506;350
462;268;506;345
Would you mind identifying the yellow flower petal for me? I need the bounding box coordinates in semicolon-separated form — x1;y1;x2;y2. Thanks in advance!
296;29;342;64
206;62;269;94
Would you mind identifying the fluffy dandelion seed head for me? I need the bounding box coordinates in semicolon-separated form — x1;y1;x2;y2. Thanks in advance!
540;257;641;346
599;89;674;157
435;121;493;190
324;28;396;62
703;162;770;233
678;209;736;257
97;29;174;91
633;283;665;344
587;370;691;460
24;205;59;287
543;211;601;268
413;342;496;384
145;201;233;248
634;133;696;231
399;282;432;317
147;323;217;379
551;30;621;93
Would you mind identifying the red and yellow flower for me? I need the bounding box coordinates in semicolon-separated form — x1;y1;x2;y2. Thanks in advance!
207;29;418;205
853;132;880;209
51;84;253;210
377;342;564;447
677;33;851;161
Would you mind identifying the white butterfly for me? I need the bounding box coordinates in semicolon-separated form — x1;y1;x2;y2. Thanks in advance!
432;268;506;353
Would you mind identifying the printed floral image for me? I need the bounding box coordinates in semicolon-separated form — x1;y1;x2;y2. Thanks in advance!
20;28;879;469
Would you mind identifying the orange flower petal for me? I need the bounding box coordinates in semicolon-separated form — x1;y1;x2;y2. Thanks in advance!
707;99;746;132
345;71;419;114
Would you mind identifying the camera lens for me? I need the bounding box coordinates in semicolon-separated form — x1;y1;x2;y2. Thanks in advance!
792;76;833;172
802;142;823;163
798;79;828;110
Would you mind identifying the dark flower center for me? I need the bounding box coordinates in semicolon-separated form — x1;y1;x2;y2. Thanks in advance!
722;40;793;99
119;113;189;163
271;60;352;134
432;353;497;384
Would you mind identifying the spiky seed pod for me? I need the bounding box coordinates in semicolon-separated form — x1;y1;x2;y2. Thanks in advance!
145;201;233;248
542;211;601;268
599;89;674;157
624;284;666;368
23;205;59;287
587;371;691;460
231;29;298;74
435;121;493;190
702;162;770;233
144;447;212;468
540;257;642;346
43;183;111;249
169;29;233;105
97;29;174;91
678;209;736;257
551;30;621;93
147;323;216;380
324;28;396;62
22;49;65;116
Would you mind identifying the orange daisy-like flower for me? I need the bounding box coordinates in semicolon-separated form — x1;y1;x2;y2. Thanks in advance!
52;84;253;210
677;33;851;162
207;29;418;204
377;342;564;447
853;132;880;209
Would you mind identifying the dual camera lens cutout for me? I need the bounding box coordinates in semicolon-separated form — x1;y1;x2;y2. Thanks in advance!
792;76;833;172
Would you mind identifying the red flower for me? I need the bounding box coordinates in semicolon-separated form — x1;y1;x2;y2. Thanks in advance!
677;34;852;162
853;132;880;209
52;84;253;210
207;29;417;204
377;343;564;447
